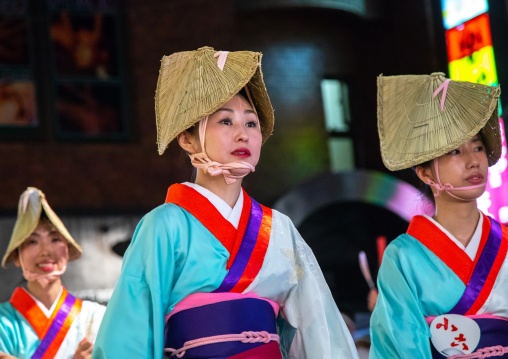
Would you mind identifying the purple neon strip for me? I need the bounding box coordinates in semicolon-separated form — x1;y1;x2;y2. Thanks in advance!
214;198;263;293
32;293;76;359
449;218;502;315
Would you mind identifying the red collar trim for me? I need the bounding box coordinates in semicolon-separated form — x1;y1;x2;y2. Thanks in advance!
9;287;79;340
407;215;475;284
10;287;48;338
165;184;251;261
230;204;272;293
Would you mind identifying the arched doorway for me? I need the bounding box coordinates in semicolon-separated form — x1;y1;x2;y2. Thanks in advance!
274;169;432;314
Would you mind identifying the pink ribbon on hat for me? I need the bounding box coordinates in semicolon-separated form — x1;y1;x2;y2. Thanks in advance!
427;179;454;193
21;187;39;213
427;158;486;200
214;51;229;71
188;51;259;184
433;79;451;112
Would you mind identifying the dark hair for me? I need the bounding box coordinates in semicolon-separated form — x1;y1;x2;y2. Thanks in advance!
237;87;249;101
39;211;51;224
179;124;199;183
184;122;199;138
412;160;436;208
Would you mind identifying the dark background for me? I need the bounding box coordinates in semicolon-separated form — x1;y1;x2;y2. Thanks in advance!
1;0;507;312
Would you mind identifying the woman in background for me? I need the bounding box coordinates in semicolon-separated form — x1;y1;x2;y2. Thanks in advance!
0;187;105;359
370;73;508;358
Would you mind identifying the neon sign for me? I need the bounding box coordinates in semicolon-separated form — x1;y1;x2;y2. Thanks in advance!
441;0;488;29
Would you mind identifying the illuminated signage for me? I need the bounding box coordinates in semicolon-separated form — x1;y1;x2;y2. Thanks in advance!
448;46;497;85
478;119;508;222
445;13;492;61
441;0;488;29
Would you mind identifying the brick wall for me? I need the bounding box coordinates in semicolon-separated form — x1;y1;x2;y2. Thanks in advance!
0;0;446;213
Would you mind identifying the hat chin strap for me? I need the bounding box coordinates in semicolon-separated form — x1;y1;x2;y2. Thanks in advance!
19;254;66;287
427;158;486;201
189;116;255;185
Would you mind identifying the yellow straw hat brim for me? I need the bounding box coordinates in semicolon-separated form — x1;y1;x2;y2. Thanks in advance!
155;46;274;155
378;72;501;171
2;187;82;268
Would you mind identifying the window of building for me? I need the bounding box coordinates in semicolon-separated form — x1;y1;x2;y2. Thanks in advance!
321;79;354;172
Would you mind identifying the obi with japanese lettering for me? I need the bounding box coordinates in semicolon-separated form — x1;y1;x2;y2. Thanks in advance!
0;188;106;359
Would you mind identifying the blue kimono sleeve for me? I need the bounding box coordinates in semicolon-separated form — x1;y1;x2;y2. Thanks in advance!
369;242;433;359
92;205;180;359
0;303;18;356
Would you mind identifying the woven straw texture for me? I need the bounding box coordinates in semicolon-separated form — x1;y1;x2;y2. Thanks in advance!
2;187;82;268
378;72;501;171
155;46;274;155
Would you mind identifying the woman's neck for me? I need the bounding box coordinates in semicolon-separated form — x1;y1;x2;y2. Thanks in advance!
27;278;62;310
433;199;480;247
195;171;243;208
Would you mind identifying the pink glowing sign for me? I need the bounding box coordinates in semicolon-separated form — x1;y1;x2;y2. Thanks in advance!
478;118;508;223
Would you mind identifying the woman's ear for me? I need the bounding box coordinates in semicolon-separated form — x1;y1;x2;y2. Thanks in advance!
13;250;21;267
414;165;434;186
177;131;199;154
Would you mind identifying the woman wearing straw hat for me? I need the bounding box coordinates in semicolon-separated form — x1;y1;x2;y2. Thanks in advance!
370;73;508;358
0;187;106;359
92;47;358;359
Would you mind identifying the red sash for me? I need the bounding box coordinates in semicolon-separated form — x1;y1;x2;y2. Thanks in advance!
10;287;82;359
408;213;508;314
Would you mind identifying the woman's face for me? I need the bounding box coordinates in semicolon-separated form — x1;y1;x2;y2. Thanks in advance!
434;134;489;200
14;222;69;275
203;94;262;168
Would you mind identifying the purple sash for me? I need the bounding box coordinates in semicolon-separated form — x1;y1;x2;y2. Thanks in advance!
32;292;77;359
449;217;503;315
213;198;268;293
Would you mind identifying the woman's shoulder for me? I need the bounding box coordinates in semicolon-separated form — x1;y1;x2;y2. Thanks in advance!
144;202;189;219
80;299;107;317
0;300;17;319
137;202;197;230
387;232;419;249
269;207;296;227
80;299;106;310
382;231;426;262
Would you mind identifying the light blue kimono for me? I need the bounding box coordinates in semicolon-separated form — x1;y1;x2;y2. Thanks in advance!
0;300;41;357
0;290;105;359
369;215;508;358
369;234;465;358
92;188;358;359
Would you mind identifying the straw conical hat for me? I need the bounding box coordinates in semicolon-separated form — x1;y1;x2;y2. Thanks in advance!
155;46;275;155
2;187;82;268
378;72;501;171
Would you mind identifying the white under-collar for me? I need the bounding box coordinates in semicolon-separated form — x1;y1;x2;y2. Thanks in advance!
423;212;483;260
26;286;64;318
182;182;243;229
